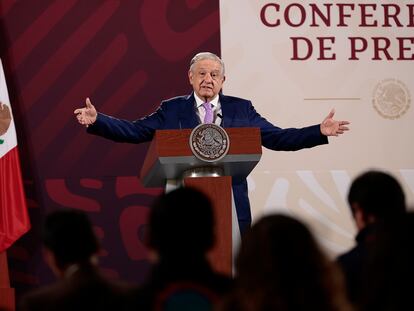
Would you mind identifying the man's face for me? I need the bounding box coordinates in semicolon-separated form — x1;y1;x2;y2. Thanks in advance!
188;59;225;102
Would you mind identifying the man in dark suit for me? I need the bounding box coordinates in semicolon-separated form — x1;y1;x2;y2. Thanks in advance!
20;210;129;311
74;52;349;233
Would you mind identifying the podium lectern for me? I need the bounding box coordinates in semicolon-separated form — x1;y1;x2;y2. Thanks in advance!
140;127;262;275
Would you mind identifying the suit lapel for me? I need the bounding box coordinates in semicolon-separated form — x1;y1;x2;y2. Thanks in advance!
178;93;199;129
219;93;236;128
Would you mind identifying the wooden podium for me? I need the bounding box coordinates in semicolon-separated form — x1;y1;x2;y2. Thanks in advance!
140;127;262;275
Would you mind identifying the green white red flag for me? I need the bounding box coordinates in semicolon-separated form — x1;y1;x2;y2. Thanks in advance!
0;58;30;252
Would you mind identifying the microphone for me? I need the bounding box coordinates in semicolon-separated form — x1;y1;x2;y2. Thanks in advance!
217;113;224;127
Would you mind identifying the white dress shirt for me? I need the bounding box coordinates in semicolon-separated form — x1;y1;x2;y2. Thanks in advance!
194;93;223;126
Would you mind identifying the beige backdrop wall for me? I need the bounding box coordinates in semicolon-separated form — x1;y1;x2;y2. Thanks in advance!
220;0;414;255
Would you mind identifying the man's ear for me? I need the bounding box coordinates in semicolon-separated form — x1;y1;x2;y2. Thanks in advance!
188;70;194;85
351;202;369;230
43;248;64;278
147;249;159;264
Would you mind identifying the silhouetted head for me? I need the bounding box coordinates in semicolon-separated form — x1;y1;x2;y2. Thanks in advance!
348;170;406;222
233;214;349;311
237;214;326;286
43;209;99;270
147;187;214;259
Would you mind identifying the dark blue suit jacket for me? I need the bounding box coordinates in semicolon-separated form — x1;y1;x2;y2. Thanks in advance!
87;93;328;233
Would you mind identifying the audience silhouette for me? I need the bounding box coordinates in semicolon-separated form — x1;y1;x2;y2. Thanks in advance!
337;170;406;304
219;214;352;311
128;187;232;310
18;170;411;311
359;212;414;311
20;209;129;311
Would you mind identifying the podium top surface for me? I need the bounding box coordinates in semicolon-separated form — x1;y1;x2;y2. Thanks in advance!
140;127;262;187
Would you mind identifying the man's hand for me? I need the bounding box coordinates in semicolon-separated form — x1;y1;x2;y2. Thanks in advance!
74;98;97;127
320;109;350;136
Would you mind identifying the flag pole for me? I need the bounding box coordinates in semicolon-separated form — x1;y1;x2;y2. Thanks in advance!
0;251;15;311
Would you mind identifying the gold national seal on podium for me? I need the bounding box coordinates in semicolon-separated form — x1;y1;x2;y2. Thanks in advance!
189;123;230;162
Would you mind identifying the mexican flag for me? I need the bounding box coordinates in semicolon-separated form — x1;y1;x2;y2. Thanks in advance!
0;58;30;253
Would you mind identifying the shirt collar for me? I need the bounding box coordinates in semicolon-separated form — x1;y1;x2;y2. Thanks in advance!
194;93;219;108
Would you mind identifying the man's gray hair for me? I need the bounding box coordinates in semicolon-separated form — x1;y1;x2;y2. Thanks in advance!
189;52;225;76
